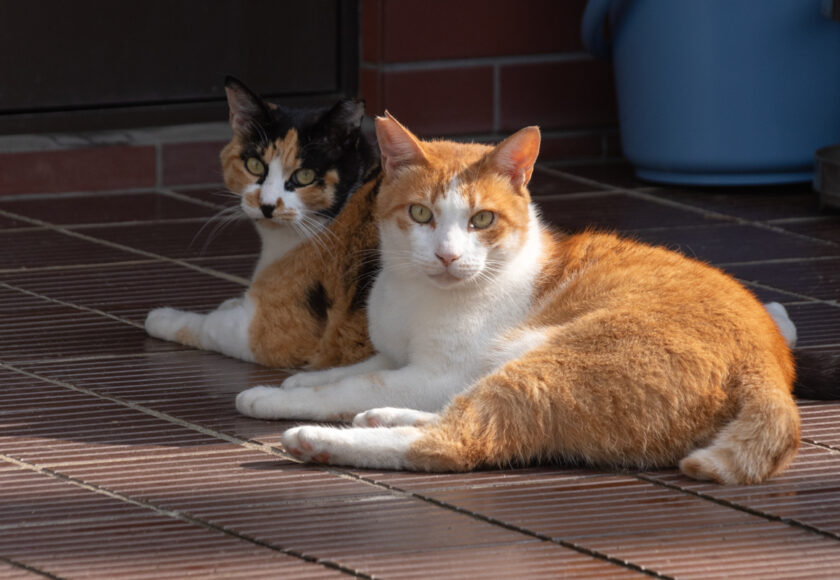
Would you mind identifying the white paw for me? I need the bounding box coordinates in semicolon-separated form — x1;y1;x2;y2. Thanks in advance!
218;296;244;311
145;307;183;340
281;425;336;464
281;371;325;389
235;385;286;419
352;407;439;428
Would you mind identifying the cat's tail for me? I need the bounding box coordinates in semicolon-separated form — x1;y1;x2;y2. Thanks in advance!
793;349;840;400
679;372;800;485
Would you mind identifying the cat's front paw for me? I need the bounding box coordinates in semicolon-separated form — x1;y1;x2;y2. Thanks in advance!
281;425;335;464
352;407;439;428
145;307;183;341
236;386;287;419
281;372;326;390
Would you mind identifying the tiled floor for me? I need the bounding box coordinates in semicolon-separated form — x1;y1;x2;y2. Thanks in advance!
2;161;840;579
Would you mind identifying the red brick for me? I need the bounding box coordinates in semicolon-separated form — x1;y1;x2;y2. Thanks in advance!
361;0;383;63
0;145;156;196
162;141;228;186
500;60;618;132
381;0;587;62
381;67;493;136
539;133;604;162
359;67;382;118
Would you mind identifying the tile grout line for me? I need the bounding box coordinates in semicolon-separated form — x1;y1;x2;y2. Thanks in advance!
540;165;840;249
0;207;250;287
0;556;61;580
0;453;369;580
0;282;146;330
0;362;666;578
5;361;839;574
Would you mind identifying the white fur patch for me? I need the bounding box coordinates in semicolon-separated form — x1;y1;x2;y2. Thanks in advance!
764;302;797;348
281;425;423;469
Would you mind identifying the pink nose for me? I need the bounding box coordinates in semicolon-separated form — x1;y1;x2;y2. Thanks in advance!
435;252;460;267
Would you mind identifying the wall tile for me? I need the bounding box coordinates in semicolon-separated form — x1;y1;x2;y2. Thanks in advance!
500;60;618;131
381;67;494;135
0;145;156;195
380;0;587;62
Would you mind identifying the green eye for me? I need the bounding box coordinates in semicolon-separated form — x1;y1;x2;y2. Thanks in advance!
409;204;433;224
292;168;316;186
245;157;265;175
470;210;495;229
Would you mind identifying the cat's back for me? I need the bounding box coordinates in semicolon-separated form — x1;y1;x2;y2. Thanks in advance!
533;230;791;375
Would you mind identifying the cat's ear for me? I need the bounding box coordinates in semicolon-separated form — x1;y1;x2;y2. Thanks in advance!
375;112;426;174
224;76;272;136
317;98;366;144
489;126;541;191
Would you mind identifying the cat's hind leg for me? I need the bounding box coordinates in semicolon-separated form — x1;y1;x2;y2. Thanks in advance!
145;295;256;362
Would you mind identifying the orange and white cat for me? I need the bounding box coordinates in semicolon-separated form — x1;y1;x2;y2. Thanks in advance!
236;115;804;484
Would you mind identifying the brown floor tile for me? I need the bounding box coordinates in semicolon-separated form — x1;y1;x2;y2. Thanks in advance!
646;444;840;536
409;474;840;579
0;288;183;362
0;468;340;580
724;258;840;302
784;303;840;347
777;216;840;245
188;256;258;279
0;229;139;270
19;351;290;440
170;185;237;207
73;220;260;260
0;561;44;579
630;224;840;265
162;141;229;186
538;192;722;233
647;183;824;221
5;261;247;324
529;165;610;197
548;161;647;189
0;192;217;226
800;401;840;449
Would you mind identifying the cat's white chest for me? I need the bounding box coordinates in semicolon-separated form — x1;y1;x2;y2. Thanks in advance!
251;222;306;279
368;270;534;372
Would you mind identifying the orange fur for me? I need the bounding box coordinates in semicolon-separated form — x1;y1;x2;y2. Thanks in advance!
373;128;802;484
248;176;380;368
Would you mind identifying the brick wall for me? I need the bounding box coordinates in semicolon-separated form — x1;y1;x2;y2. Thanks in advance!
359;0;620;161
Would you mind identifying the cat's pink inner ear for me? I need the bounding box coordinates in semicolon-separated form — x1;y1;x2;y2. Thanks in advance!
375;112;426;173
225;86;258;135
490;126;541;190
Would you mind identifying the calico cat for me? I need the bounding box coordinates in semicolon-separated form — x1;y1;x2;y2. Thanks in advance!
236;113;804;484
145;77;381;368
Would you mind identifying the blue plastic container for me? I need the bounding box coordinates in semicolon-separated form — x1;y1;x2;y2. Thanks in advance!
582;0;840;185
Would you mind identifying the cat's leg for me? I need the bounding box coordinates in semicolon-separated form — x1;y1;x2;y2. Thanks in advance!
279;353;394;389
145;295;256;362
352;408;440;428
764;302;797;347
281;424;424;469
236;365;463;421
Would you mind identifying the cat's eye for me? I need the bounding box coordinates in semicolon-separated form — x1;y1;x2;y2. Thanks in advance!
470;210;495;230
292;168;316;186
409;204;433;224
245;157;265;176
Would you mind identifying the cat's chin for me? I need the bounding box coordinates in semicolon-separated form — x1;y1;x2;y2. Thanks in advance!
426;271;474;289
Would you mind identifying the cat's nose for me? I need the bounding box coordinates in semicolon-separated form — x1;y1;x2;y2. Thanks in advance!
260;205;274;218
435;251;460;267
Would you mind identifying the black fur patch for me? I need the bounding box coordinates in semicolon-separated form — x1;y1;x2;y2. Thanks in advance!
306;281;332;322
224;76;379;221
793;349;840;399
349;250;381;312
